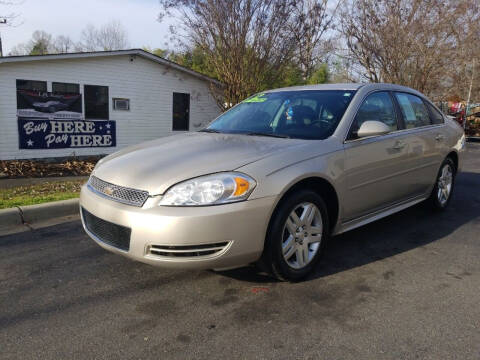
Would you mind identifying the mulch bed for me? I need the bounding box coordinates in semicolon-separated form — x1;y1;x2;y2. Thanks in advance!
0;158;100;178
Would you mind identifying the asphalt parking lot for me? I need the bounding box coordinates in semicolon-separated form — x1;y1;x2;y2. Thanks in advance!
1;143;480;360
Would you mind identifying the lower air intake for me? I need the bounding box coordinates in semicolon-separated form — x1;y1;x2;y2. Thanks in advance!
81;207;131;251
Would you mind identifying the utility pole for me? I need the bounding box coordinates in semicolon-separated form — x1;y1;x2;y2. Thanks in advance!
465;58;476;130
0;19;7;57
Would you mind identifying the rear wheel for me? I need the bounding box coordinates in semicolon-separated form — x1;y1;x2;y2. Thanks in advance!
428;157;455;211
262;189;329;281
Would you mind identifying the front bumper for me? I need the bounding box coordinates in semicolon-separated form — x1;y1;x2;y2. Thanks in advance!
79;184;276;270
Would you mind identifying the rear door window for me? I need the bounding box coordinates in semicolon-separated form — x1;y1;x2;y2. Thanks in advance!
394;93;431;128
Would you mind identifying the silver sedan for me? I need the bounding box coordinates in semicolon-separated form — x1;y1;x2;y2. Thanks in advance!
80;83;465;281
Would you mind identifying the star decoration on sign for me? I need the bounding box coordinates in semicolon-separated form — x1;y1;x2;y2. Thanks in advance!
27;140;34;147
105;123;111;129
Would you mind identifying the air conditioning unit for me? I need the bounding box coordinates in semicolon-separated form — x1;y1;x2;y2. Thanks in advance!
113;98;130;111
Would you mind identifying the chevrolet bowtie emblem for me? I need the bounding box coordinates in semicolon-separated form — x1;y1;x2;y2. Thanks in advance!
103;187;114;196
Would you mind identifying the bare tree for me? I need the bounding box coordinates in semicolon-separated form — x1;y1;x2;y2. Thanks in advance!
8;42;28;55
52;35;75;53
8;20;130;56
9;30;54;55
340;0;479;100
288;0;340;80
159;0;292;108
78;24;98;52
0;0;21;25
1;0;23;56
96;20;129;51
159;0;337;108
29;30;53;55
78;20;129;52
446;0;480;102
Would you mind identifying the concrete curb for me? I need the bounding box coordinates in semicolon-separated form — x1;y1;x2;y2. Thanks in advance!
0;199;79;232
19;198;80;224
0;207;23;230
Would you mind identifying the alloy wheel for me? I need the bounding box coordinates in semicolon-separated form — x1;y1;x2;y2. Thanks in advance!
281;202;323;269
437;164;453;206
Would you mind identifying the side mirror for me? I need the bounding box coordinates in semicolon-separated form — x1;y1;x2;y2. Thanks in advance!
357;121;391;138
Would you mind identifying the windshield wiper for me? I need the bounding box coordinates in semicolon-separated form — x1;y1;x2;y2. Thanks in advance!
244;132;290;139
199;128;221;133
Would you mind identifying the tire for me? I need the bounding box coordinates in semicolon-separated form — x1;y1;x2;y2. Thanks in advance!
428;157;456;211
261;189;329;281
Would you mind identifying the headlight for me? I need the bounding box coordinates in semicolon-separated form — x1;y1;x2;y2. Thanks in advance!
159;172;256;206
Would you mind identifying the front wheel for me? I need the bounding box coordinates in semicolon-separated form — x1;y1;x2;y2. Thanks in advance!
262;189;329;281
428;157;456;211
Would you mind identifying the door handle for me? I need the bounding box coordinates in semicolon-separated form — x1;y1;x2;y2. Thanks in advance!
392;140;406;150
435;134;445;141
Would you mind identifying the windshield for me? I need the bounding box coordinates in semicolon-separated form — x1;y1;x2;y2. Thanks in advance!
206;90;356;140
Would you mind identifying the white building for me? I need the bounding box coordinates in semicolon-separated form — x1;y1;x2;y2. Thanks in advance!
0;49;222;160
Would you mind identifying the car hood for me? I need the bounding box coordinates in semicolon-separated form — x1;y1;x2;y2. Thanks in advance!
92;132;304;195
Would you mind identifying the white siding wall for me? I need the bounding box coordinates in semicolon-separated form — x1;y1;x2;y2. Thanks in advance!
0;55;221;160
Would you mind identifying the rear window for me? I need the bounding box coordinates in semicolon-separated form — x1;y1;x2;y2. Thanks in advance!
426;102;444;125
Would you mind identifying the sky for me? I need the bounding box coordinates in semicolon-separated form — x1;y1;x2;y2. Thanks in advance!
0;0;177;54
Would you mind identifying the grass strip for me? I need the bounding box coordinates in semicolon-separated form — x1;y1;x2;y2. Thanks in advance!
0;180;85;209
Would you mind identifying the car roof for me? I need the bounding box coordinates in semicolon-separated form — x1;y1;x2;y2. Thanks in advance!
266;83;424;97
266;83;363;92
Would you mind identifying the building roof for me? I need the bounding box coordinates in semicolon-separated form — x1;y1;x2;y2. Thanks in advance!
0;48;222;86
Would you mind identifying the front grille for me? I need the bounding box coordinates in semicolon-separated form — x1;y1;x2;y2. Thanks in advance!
88;176;149;207
147;242;230;258
81;208;131;251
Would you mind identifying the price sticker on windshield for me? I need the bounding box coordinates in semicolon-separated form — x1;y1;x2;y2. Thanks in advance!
243;93;268;103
